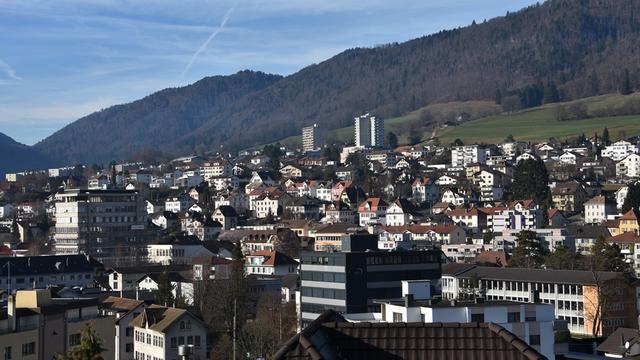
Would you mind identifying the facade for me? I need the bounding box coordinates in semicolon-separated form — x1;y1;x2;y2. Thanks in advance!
616;153;640;178
132;305;207;360
451;145;487;167
299;244;442;326
0;289;115;360
100;296;147;360
53;189;148;264
601;140;639;161
0;255;100;297
354;113;384;148
441;264;638;336
584;195;616;224
302;123;321;153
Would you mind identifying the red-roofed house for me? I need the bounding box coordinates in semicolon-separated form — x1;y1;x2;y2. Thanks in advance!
358;198;388;226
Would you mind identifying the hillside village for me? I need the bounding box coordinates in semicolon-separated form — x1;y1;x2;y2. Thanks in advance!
1;114;640;359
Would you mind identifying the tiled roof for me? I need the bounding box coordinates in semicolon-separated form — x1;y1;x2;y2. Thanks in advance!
0;254;101;277
620;209;639;221
274;310;546;360
101;296;144;312
607;231;640;244
596;327;640;356
131;305;197;333
475;251;509;267
358;198;388;212
442;264;626;285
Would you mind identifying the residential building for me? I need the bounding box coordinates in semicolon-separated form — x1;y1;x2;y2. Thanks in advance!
212;205;238;230
411;177;439;204
132;305;206;360
357;197;388;226
616;153;640;178
302;123;322;153
551;181;587;213
100;296;147;360
53;189;148;264
584;195;616;224
451;145;487;167
137;273;194;305
244;250;299;276
0;289;115;360
385;198;418;226
354;113;384;148
199;159;232;181
441;264;639;336
0;255;101;297
601;140;639;161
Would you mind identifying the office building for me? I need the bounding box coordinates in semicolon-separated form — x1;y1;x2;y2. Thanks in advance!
354;113;384;148
53;189;148;265
299;235;442;326
302;124;322;153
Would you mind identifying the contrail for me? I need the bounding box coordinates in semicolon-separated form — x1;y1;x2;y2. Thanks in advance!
0;58;22;81
181;3;237;79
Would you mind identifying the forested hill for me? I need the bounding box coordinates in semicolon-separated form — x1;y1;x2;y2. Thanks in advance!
35;0;640;164
0;133;57;175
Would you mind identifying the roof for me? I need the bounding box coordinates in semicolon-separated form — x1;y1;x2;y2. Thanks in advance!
131;305;197;333
247;250;299;266
442;264;628;285
101;296;144;312
274;310;546;360
216;205;238;217
0;254;101;277
620;209;639;221
607;231;640;244
474;251;509;267
358;198;387;213
597;327;640;356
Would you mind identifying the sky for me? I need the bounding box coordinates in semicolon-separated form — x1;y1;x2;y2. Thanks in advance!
0;0;538;145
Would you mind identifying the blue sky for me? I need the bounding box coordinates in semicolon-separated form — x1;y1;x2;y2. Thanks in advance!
0;0;537;145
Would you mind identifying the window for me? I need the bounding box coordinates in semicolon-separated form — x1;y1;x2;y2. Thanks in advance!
529;335;541;345
507;312;520;323
126;327;133;337
170;337;177;348
195;336;201;347
470;313;485;322
178;337;185;346
126;343;133;353
146;334;151;344
3;347;10;360
21;343;35;356
180;321;185;329
187;336;193;345
70;333;81;346
392;312;403;322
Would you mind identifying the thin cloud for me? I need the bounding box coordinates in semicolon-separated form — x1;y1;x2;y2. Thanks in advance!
180;3;237;79
0;58;22;81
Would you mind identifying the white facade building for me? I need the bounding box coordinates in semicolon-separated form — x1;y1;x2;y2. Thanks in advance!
354;113;384;148
601;140;639;161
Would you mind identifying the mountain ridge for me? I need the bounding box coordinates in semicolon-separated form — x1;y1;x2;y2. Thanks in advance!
31;0;640;165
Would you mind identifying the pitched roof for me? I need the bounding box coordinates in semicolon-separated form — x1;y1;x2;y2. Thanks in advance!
131;305;197;333
101;296;144;312
620;209;639;221
607;231;640;244
474;251;509;267
0;254;101;277
596;327;640;356
357;198;387;212
274;310;546;360
247;250;299;266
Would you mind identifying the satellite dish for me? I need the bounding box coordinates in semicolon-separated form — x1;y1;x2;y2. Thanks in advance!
625;341;631;349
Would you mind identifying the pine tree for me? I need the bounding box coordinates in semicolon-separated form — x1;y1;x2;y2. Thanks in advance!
508;231;547;268
57;323;104;360
543;81;560;104
386;131;398;149
621;68;633;95
601;127;610;145
622;183;640;213
154;271;175;306
511;158;549;205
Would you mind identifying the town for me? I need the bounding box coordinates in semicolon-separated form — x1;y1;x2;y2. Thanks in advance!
1;112;639;359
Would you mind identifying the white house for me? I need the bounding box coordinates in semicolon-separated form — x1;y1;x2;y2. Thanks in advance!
411;177;439;204
132;306;207;360
602;140;639;161
137;273;195;305
584;195;616;224
244;250;299;276
385;199;417;226
100;296;147;360
616;153;640;178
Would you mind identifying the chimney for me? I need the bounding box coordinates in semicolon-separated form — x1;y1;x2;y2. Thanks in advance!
7;294;16;332
404;294;414;307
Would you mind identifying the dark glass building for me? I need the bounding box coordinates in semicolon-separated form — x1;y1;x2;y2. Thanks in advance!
299;235;442;326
